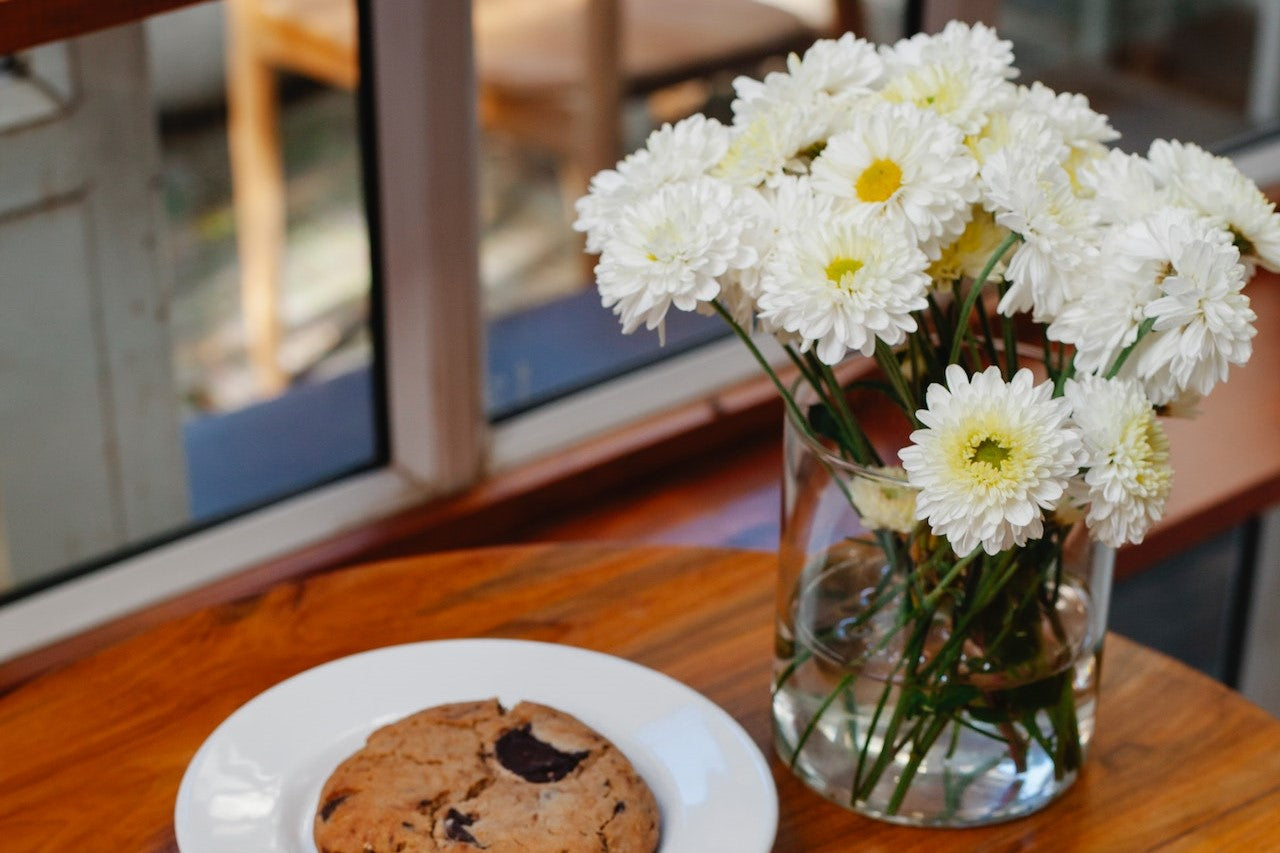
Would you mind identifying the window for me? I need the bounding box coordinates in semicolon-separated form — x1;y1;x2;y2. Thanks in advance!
0;0;485;659
3;0;1280;663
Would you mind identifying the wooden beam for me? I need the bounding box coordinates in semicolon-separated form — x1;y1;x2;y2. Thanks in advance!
0;0;212;53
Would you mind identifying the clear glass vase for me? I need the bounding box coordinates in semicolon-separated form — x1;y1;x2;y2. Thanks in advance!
771;380;1114;827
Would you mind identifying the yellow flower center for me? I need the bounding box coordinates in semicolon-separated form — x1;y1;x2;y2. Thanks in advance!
949;428;1030;490
969;437;1011;469
825;256;865;288
855;158;903;203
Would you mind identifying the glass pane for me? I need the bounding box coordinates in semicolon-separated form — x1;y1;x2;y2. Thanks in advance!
0;0;381;600
1002;0;1280;151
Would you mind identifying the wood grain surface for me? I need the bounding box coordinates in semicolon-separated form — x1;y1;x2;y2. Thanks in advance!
1;544;1277;852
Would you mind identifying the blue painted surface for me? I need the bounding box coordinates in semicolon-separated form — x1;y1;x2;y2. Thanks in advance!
485;288;727;421
183;368;380;520
184;289;728;519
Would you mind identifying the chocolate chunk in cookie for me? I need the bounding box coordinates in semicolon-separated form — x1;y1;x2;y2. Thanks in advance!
495;724;589;782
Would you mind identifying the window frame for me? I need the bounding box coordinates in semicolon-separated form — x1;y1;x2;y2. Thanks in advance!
0;0;487;660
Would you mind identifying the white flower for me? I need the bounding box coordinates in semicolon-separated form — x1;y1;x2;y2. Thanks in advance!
879;56;1014;137
981;146;1100;321
715;98;829;187
757;213;929;363
1148;139;1280;272
574;114;730;252
1047;231;1156;378
884;21;1018;81
900;365;1085;556
850;466;918;535
1056;207;1255;403
966;108;1065;168
810;102;978;258
1064;375;1172;547
928;205;1012;286
1076;149;1170;225
1131;211;1256;403
594;178;759;334
1016;82;1118;164
776;32;884;101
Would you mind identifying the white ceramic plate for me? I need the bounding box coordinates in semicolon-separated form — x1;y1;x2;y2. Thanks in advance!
175;639;777;852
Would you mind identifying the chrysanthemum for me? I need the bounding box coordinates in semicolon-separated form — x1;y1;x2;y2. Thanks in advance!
928;205;1011;287
850;466;918;535
1076;148;1169;225
966;108;1064;168
715;98;831;187
1130;210;1257;403
757;213;930;363
1064;375;1172;547
878;56;1014;137
594;178;759;334
1016;82;1118;171
1148;139;1280;272
980;146;1100;321
900;366;1085;556
574;114;730;252
1048;223;1161;377
780;32;885;101
884;20;1018;81
810;102;978;258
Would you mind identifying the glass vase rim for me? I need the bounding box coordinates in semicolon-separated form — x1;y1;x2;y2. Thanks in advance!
783;374;917;489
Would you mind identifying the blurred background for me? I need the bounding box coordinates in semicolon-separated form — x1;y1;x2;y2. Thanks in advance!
2;0;1278;688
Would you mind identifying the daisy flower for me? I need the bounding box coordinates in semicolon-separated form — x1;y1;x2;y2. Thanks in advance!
1131;210;1256;403
1016;82;1118;178
1148;139;1280;273
850;466;918;535
1064;375;1172;547
594;178;759;334
878;56;1014;137
981;145;1100;321
574;114;730;252
810;101;979;258
1047;242;1155;378
900;365;1085;556
884;20;1018;81
733;33;883;120
928;205;1012;287
711;98;819;186
966;108;1065;168
757;213;930;364
1075;148;1170;225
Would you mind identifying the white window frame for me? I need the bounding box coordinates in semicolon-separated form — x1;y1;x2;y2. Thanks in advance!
0;0;487;661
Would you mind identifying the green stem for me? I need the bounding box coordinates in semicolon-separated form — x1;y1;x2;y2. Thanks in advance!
1105;316;1158;379
997;283;1018;380
948;231;1020;364
974;296;1001;369
886;713;952;814
711;301;813;433
873;340;921;425
788;673;854;770
813;355;881;466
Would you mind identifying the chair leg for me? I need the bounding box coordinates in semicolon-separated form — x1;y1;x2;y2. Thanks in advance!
226;0;289;396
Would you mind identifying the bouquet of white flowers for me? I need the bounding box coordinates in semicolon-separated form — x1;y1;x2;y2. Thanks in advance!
576;22;1275;826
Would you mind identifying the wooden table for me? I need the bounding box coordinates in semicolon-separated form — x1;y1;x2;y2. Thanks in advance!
2;544;1278;851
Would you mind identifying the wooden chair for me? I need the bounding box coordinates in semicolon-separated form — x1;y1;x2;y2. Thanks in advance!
225;0;833;394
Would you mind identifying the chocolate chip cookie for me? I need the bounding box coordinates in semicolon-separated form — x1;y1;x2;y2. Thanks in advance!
313;699;660;852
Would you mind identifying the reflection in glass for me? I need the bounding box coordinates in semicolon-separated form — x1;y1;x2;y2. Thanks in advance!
0;1;378;598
